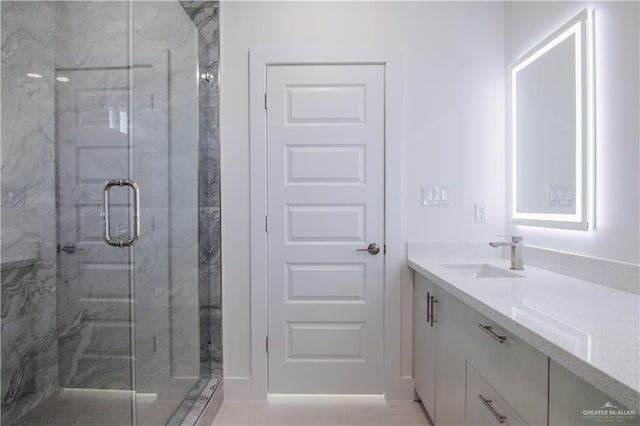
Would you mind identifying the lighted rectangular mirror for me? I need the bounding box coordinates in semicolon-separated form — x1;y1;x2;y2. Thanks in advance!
511;9;594;230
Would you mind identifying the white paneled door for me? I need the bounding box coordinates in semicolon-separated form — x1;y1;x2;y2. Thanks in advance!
266;64;385;394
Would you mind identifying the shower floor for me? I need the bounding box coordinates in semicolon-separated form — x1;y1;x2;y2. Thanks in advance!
13;386;191;426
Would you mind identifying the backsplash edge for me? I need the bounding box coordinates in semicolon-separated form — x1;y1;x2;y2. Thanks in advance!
523;245;640;295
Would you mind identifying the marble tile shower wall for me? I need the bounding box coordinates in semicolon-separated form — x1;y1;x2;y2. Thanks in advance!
180;0;222;387
1;2;59;424
1;2;221;424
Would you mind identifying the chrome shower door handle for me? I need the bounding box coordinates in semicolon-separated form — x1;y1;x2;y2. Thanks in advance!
102;179;140;247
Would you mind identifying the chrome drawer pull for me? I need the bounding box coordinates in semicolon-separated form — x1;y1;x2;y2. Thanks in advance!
478;394;507;424
478;323;507;343
429;294;438;327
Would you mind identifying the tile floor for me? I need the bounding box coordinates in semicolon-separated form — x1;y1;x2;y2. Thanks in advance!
12;386;191;426
211;396;429;426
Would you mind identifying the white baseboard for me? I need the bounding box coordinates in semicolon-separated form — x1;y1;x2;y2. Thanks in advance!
384;376;415;400
222;376;414;401
223;377;256;401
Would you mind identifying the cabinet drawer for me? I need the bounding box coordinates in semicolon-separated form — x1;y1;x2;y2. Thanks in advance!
466;308;548;426
466;362;528;426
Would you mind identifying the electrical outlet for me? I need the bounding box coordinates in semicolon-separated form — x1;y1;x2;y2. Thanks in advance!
475;204;488;224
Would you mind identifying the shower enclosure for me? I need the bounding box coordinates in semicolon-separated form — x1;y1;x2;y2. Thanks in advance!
1;1;222;424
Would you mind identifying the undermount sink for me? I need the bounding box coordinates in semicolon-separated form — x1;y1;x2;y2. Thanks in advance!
442;264;523;279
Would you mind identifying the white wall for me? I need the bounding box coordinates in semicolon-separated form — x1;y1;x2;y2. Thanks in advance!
504;1;640;264
220;1;505;399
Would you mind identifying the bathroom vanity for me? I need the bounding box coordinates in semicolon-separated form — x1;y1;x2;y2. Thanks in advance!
409;257;639;426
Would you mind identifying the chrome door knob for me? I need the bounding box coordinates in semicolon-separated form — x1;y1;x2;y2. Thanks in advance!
356;243;381;255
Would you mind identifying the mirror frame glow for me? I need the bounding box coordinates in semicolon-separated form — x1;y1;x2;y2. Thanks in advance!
510;9;595;230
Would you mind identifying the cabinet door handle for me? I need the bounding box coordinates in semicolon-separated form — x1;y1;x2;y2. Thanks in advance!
478;323;507;343
426;291;431;323
429;295;438;327
478;394;507;424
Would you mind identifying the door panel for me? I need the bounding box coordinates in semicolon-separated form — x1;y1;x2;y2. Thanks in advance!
267;64;385;394
56;65;134;392
434;288;471;426
286;145;365;184
414;275;436;419
286;204;366;242
287;263;366;302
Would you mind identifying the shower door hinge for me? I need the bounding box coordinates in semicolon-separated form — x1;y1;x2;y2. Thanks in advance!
266;336;269;353
384;244;387;254
264;92;267;110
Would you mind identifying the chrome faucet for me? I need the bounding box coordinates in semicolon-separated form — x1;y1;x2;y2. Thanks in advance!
489;236;524;270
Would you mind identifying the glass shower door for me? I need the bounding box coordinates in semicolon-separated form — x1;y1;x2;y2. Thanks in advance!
130;2;202;424
54;1;138;424
57;1;202;423
56;1;202;424
2;1;205;425
1;1;138;424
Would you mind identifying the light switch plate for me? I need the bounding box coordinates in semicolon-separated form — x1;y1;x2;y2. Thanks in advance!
422;185;450;206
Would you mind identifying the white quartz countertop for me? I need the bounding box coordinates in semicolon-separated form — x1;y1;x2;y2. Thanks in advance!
408;256;640;411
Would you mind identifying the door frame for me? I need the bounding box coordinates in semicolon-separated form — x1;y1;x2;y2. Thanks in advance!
248;48;407;400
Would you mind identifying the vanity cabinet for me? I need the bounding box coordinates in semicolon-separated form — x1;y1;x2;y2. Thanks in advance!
413;272;638;426
413;273;546;425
